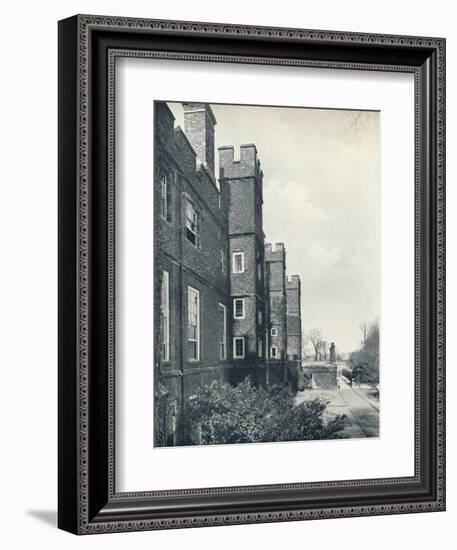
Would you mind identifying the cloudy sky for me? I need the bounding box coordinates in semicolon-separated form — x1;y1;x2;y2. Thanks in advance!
168;102;380;354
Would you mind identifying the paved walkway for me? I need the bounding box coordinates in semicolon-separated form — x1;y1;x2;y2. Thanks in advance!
295;377;379;439
351;385;380;411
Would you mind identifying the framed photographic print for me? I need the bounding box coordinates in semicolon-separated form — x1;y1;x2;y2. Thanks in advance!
58;14;446;534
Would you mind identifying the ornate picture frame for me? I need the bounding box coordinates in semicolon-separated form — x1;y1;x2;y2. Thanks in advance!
58;14;445;534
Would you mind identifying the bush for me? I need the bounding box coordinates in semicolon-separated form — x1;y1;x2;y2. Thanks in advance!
342;368;353;381
183;377;346;445
368;388;379;399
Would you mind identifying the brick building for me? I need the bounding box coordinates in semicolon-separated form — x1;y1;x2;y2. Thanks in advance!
219;143;267;384
264;243;288;384
154;101;302;446
286;275;303;361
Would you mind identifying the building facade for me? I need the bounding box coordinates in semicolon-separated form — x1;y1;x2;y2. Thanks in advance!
264;243;288;384
286;275;303;361
219;143;267;385
154;101;302;446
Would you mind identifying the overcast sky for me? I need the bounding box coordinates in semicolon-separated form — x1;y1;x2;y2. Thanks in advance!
168;102;380;354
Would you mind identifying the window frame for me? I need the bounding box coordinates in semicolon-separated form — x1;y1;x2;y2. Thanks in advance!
233;298;245;319
270;345;278;359
218;303;227;361
257;338;263;358
160;270;170;362
271;327;278;337
185;197;201;249
232;251;245;274
221;245;227;274
233;337;245;359
160;171;172;223
187;285;200;362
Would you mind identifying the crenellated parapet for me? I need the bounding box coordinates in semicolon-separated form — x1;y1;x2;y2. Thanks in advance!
286;274;301;289
265;242;285;261
218;144;263;183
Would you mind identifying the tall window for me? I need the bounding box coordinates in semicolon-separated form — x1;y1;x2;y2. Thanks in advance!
232;252;244;273
160;172;172;222
233;337;245;359
270;346;278;359
233;298;245;319
257;338;263;358
185;199;200;248
160;271;170;362
218;303;227;360
221;244;226;274
188;286;200;361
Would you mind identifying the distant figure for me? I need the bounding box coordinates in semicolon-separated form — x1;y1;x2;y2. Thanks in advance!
329;342;336;363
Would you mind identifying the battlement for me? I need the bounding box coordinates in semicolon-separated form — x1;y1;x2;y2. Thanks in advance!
265;242;285;261
286;275;301;289
218;144;263;180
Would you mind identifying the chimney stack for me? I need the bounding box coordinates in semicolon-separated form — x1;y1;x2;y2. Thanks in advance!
182;103;217;176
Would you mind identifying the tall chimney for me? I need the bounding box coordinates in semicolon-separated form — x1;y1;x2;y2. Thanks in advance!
182;103;217;176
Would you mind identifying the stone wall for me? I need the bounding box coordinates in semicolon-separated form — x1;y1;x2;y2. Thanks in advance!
303;364;338;389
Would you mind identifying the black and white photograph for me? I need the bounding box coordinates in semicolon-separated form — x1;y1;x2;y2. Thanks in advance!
154;101;380;447
0;0;449;543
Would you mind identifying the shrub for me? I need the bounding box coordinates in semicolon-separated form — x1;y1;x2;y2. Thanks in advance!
349;322;379;385
183;377;346;445
342;368;353;381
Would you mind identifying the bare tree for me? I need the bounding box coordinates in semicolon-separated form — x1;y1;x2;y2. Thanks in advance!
308;328;323;361
349;319;380;386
